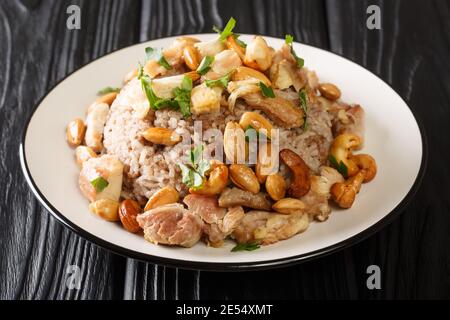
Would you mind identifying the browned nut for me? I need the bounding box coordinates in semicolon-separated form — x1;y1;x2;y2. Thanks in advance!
318;83;341;101
329;133;361;177
66;118;86;147
330;170;365;208
279;149;311;198
224;121;248;164
183;45;201;70
229;164;260;194
141;127;181;146
144;186;180;211
351;154;377;182
89;199;120;222
184;71;201;82
255;142;277;183
124;68;138;84
119;199;142;233
190;160;229;195
231;66;272;86
96;92;118;106
238;111;273;140
265;174;286;201
75;146;97;166
272;198;305;214
226;35;246;60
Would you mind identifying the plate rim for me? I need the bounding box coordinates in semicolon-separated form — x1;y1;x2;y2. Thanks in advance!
19;34;428;271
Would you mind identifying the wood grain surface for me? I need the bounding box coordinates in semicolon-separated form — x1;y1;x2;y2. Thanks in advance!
0;0;448;300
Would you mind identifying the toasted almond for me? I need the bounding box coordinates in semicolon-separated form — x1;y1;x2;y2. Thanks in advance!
183;45;201;70
229;164;260;194
66;118;86;147
265;174;286;201
272;198;305;214
119;199;142;233
141;127;181;146
318;83;341;101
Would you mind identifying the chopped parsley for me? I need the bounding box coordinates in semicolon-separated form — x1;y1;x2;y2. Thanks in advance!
259;82;275;98
205;73;230;88
299;88;309;130
197;56;214;75
179;145;211;190
97;87;120;96
90;177;109;192
285;34;304;68
328;154;349;178
145;47;172;70
173;75;193;117
231;242;260;252
213;17;236;41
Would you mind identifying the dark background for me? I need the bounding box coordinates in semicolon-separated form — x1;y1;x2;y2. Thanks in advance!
0;0;449;299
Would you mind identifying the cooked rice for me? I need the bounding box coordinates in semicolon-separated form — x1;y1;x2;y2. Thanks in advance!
103;78;333;204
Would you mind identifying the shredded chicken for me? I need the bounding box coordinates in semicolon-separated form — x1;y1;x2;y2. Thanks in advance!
332;104;365;147
184;194;244;247
218;187;272;210
242;91;304;128
233;211;309;245
136;203;203;248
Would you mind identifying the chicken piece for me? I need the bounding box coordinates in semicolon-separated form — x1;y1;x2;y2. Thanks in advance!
233;211;309;245
194;39;226;58
244;36;274;71
190;83;223;115
184;194;244;247
79;155;124;203
136;203;203;248
332;104;365;147
301;166;344;221
205;50;242;80
242;92;304;129
269;44;306;91
218;187;272;211
164;36;200;67
85;102;109;152
150;74;185;99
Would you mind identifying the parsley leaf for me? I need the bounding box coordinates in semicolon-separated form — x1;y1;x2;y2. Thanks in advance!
145;47;172;70
140;74;177;111
259;82;275;98
97;87;120;96
197;56;214;75
213;17;236;41
205;74;230;88
299;88;309;130
328;154;349;178
285;34;304;68
179;145;210;189
173;76;192;117
90;177;109;192
231;242;260;252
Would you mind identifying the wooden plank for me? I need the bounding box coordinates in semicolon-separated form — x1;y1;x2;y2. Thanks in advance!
325;0;450;298
0;0;140;299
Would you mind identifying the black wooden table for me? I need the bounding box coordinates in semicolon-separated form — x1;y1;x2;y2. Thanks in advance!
0;0;449;300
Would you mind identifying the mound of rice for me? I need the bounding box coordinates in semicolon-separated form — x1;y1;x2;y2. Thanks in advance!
103;78;333;204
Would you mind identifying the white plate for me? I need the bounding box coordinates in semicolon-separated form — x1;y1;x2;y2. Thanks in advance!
20;34;426;270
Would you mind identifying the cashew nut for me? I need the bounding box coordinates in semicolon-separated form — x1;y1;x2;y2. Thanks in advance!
279;149;311;198
190;160;229;196
144;186;180;211
351;154;377;182
255;142;278;183
231;66;271;86
238;111;273;140
66;118;86;147
329;133;361;177
226;35;246;60
330;170;365;208
229;164;260;194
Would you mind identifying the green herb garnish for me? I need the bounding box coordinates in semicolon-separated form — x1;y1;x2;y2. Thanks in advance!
97;87;120;96
140;74;178;111
233;34;247;48
213;17;236;41
90;177;109;192
231;242;260;252
173;75;193;117
328;154;349;178
205;73;230;88
179;145;211;189
299;88;309;130
259;82;275;98
197;56;214;75
145;47;172;70
285;34;304;68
